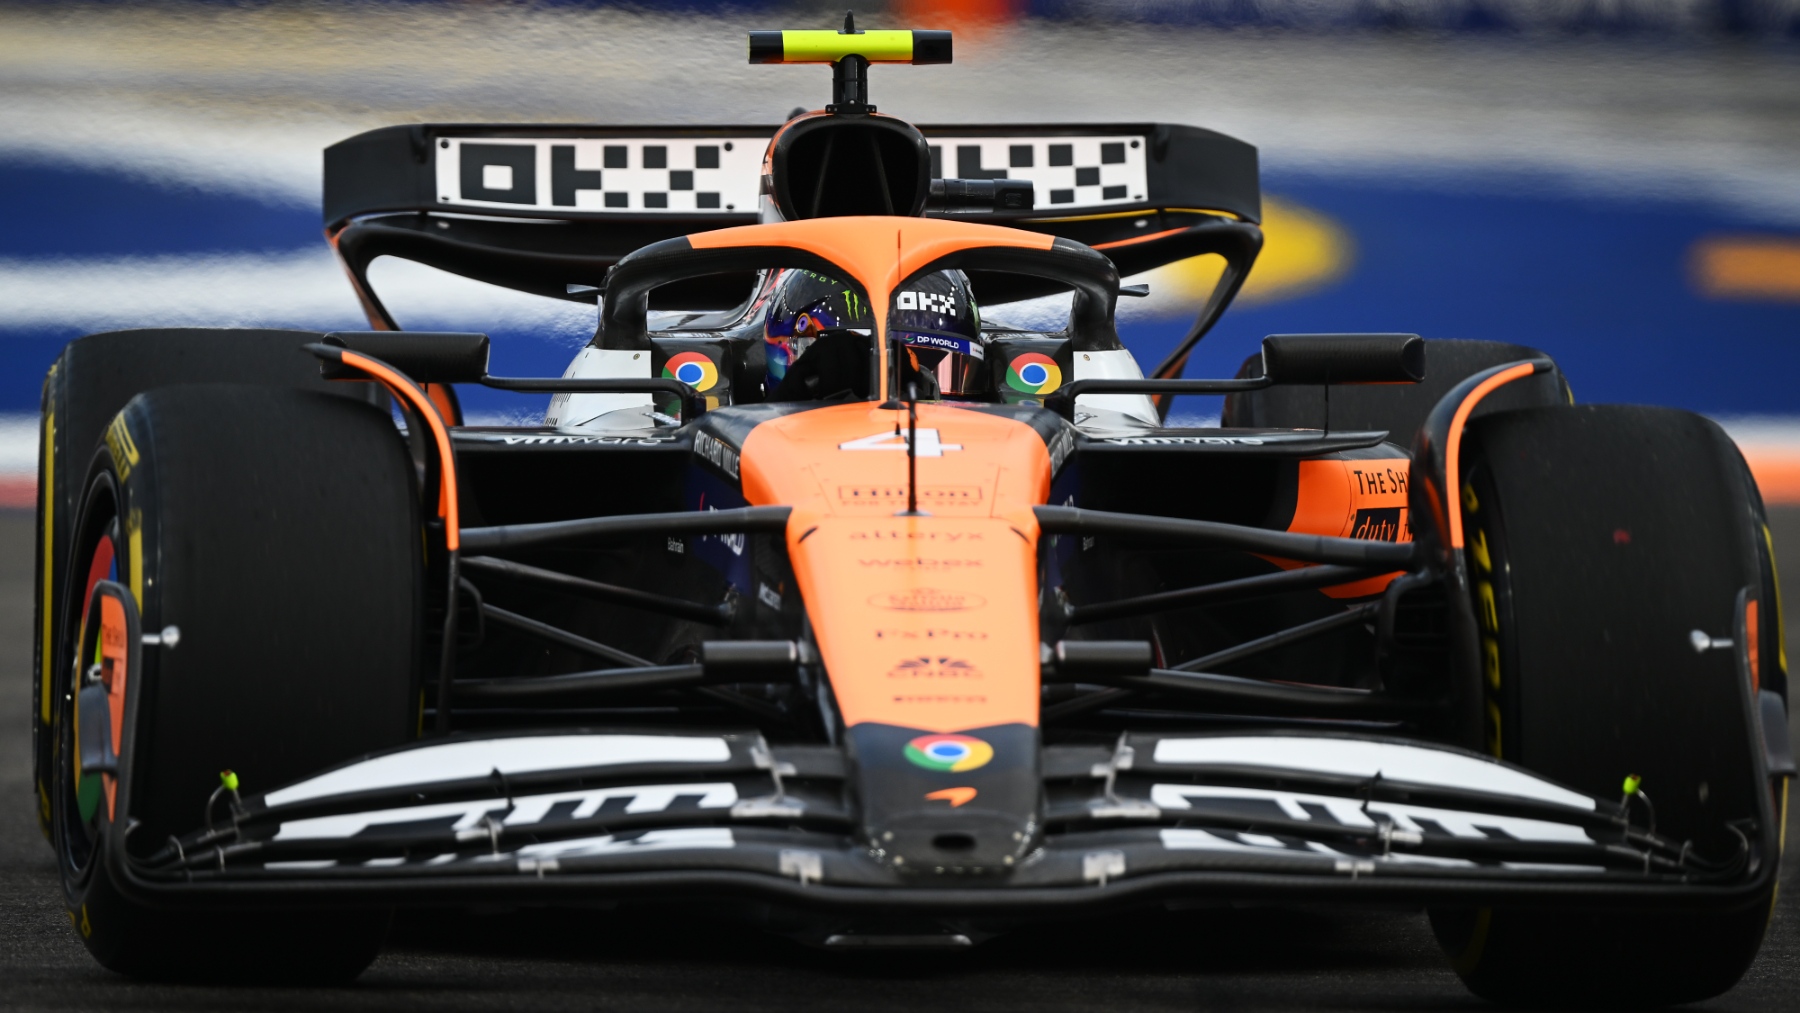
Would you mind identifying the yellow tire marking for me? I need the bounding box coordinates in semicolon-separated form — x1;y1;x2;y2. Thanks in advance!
1451;908;1492;976
38;407;55;726
126;509;143;605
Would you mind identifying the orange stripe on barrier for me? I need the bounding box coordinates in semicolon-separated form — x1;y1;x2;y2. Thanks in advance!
1690;236;1800;303
1446;363;1538;549
0;476;35;510
338;350;461;552
1737;447;1800;506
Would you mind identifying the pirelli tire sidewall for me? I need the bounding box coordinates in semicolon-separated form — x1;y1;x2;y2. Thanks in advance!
1436;403;1778;1007
1461;440;1521;767
53;404;172;972
31;356;70;840
57;385;420;983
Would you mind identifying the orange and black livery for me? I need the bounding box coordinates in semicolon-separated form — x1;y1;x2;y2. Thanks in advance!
27;17;1790;1005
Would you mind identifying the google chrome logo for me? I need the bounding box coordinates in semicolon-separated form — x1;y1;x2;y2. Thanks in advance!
904;733;995;773
1005;353;1061;395
663;351;719;391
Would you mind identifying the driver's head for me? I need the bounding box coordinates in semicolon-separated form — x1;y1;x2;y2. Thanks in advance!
764;268;984;401
763;269;872;399
890;269;983;399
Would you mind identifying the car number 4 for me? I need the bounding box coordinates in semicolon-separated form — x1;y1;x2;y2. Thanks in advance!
838;429;963;457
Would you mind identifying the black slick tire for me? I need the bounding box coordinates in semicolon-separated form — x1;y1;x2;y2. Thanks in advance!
1431;403;1781;1008
51;383;419;983
33;329;377;839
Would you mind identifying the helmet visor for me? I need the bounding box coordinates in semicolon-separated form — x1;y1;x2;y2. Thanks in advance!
900;332;985;398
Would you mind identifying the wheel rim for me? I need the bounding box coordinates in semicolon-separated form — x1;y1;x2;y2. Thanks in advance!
56;475;122;879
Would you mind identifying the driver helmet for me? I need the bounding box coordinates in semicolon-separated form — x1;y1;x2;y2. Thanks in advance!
763;269;872;396
889;269;984;399
763;268;985;398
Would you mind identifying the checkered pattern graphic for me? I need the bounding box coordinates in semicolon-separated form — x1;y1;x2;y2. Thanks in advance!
436;137;765;213
927;135;1148;208
436;133;1149;215
895;290;956;313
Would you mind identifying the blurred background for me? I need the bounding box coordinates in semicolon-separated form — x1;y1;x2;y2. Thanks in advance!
2;0;1797;508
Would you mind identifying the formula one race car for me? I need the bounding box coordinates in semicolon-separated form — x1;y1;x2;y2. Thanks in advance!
30;20;1794;1005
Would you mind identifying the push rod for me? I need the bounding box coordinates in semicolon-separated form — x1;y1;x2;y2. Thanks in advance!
461;506;791;554
1034;506;1418;569
462;556;731;626
1043;602;1384;721
1066;564;1381;626
1040;686;1131;723
481;604;651;668
1170;601;1380;672
1121;665;1428;717
453;663;706;701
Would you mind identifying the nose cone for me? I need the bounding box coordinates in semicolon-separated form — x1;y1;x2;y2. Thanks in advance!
850;722;1040;875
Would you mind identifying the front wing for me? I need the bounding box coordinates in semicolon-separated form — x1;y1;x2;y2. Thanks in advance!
110;730;1775;915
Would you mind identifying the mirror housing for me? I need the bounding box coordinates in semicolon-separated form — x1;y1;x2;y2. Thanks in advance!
1261;333;1424;385
321;332;491;383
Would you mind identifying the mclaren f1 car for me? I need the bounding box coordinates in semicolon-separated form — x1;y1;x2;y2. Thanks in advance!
30;19;1794;1005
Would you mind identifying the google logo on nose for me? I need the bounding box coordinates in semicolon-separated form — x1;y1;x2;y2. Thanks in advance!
904;733;995;772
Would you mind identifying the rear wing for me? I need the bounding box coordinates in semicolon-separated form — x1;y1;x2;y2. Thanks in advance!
325;121;1259;229
323;122;1261;342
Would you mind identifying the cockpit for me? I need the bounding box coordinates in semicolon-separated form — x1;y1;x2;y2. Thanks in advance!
542;212;1168;434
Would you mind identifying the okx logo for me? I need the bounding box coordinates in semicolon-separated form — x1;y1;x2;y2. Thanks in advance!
904;733;994;772
895;290;956;314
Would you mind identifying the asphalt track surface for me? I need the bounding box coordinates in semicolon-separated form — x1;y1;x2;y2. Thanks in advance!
1;509;1798;1011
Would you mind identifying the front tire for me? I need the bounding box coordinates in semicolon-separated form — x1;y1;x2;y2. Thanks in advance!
1431;403;1782;1007
52;384;420;983
33;329;379;839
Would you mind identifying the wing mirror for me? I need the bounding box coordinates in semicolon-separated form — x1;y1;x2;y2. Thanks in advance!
1261;333;1424;384
321;331;490;383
